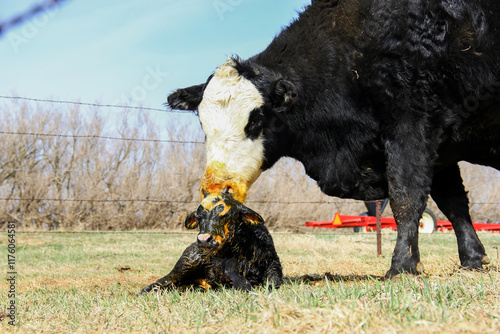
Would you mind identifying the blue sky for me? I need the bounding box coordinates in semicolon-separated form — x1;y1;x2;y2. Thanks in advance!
1;0;311;110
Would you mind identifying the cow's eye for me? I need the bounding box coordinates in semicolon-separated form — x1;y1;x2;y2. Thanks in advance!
245;108;264;140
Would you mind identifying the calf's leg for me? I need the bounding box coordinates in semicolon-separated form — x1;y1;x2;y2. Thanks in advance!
430;164;489;269
264;265;283;289
222;258;252;291
139;243;208;295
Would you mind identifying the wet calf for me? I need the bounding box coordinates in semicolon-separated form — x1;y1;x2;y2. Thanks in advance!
139;192;282;294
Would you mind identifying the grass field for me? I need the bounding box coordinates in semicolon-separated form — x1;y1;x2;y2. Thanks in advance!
1;230;499;333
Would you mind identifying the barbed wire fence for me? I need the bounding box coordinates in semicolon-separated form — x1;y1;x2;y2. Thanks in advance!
0;0;70;38
0;95;499;230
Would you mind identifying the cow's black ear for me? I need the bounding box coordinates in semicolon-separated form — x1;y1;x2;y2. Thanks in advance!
167;84;205;111
271;79;298;110
240;206;265;226
184;212;199;229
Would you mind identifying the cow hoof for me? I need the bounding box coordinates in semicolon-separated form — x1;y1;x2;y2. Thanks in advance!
385;261;425;278
389;273;422;283
416;262;425;274
460;255;490;270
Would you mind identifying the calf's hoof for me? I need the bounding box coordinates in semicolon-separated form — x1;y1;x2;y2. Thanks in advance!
232;278;252;291
138;282;165;296
265;275;283;290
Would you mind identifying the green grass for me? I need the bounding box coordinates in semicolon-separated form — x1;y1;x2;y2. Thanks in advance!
1;231;499;333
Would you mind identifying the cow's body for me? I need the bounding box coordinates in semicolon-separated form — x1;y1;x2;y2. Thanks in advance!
167;0;499;276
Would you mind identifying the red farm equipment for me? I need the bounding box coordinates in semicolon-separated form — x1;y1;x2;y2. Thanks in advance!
306;199;500;233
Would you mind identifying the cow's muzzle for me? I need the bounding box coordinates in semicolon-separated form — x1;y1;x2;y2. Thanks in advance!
200;161;252;202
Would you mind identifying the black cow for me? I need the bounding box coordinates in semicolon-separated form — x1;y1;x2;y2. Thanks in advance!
166;0;499;277
139;192;283;294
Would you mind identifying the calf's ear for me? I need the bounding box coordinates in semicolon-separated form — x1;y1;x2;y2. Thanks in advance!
167;84;205;111
184;212;199;229
240;206;265;226
271;79;298;110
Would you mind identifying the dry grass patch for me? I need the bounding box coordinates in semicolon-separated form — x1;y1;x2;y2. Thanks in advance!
0;231;499;333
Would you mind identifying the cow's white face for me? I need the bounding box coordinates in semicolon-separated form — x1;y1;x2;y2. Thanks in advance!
197;62;265;202
166;58;298;203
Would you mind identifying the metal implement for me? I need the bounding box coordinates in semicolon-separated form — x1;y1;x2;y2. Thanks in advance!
306;213;500;232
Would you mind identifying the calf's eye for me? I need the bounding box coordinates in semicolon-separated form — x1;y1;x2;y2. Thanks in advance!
213;204;225;216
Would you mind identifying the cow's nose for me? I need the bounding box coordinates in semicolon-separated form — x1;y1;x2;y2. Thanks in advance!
197;234;214;247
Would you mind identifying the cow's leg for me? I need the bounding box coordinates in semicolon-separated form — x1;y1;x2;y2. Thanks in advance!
138;243;207;295
430;164;489;269
384;126;435;278
386;191;428;277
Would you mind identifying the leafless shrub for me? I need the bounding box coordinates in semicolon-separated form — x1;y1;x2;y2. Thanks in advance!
0;100;498;230
451;162;499;223
0;100;205;230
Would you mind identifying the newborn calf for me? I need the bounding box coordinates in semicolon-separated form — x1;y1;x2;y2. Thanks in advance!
139;192;282;294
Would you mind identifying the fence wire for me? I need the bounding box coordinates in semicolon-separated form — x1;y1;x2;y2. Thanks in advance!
0;0;69;37
0;130;204;145
0;197;363;205
0;95;192;114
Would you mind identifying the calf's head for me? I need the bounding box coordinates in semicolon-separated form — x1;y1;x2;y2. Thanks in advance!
168;58;298;202
184;192;264;249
